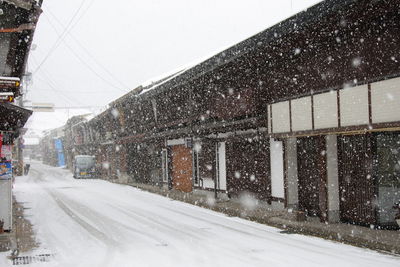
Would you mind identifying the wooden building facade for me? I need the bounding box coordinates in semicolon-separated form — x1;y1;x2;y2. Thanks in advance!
59;0;400;228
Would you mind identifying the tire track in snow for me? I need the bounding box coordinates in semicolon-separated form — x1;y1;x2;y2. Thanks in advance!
107;203;206;240
48;191;117;246
33;166;169;247
52;190;168;246
59;192;264;265
31;168;119;267
31;169;115;246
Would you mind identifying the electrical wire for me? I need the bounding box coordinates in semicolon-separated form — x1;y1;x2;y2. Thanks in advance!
31;57;108;111
48;5;131;91
33;0;87;74
67;0;96;33
32;75;77;107
29;55;85;106
29;89;111;94
41;13;129;93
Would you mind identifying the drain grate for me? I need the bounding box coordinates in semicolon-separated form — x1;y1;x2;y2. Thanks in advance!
12;254;52;265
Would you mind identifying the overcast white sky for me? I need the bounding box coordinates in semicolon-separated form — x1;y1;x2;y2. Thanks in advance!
25;0;321;136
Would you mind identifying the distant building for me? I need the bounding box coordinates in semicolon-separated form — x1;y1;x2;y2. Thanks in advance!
40;126;65;167
23;136;41;160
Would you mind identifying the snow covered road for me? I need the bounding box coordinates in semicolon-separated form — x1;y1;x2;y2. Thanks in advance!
2;162;399;267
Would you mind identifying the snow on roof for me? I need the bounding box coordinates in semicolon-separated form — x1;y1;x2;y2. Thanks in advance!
139;68;188;95
136;42;237;96
84;113;95;121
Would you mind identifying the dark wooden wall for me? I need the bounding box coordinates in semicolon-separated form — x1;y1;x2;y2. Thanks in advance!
297;136;327;220
126;140;163;184
226;137;270;200
338;134;376;225
256;0;400;104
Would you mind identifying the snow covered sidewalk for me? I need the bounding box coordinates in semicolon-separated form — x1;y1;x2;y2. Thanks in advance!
1;162;399;267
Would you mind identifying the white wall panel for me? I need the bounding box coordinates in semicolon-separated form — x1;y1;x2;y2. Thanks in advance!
291;96;312;131
272;101;290;133
270;138;285;198
217;142;227;191
167;138;185;146
314;91;338;129
371;77;400;123
202;178;214;189
340;85;369;126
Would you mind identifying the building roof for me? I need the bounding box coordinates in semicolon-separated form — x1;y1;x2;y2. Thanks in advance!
132;0;390;102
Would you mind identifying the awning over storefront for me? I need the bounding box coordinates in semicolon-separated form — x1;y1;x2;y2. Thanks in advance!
0;102;32;133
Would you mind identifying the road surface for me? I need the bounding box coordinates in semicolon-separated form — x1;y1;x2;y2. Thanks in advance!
2;162;399;266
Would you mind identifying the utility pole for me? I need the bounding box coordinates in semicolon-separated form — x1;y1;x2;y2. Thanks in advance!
15;72;32;176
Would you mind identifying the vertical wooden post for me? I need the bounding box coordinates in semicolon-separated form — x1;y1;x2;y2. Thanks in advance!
213;141;218;199
318;136;328;222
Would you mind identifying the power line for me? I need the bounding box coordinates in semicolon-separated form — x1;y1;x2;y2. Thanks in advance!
29;89;111;94
29;62;108;112
32;75;78;106
51;106;104;109
67;0;96;33
41;13;129;93
33;0;87;74
29;55;87;107
45;5;131;91
25;105;104;109
48;5;129;91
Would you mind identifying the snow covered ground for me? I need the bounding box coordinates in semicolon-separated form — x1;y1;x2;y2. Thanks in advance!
1;162;399;267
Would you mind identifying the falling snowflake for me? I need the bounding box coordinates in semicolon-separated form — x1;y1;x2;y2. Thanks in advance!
111;108;119;118
234;171;241;179
352;57;362;68
102;162;110;169
193;142;202;153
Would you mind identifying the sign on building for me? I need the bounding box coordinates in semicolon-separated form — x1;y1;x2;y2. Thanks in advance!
0;162;12;180
0;92;14;102
30;103;55;112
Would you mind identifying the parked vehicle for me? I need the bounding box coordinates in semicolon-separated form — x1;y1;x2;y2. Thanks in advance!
73;155;96;179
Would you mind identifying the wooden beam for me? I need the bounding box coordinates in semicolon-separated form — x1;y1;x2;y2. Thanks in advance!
368;83;372;125
0;24;35;33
